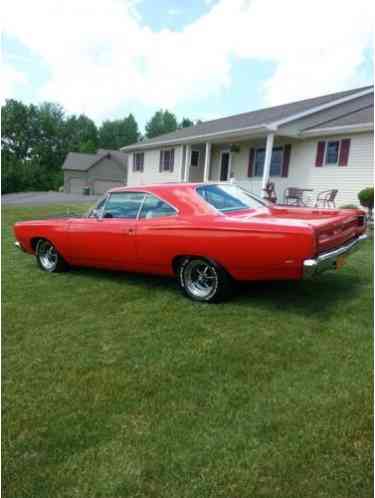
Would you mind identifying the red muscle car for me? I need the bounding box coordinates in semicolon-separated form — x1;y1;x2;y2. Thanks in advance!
13;183;368;302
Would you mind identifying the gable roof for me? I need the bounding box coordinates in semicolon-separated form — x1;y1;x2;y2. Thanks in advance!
62;149;128;171
303;105;373;131
122;86;373;151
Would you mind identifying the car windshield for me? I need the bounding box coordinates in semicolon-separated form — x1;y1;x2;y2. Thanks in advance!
196;184;265;213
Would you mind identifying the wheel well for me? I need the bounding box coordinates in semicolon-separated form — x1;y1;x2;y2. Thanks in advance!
30;237;45;251
171;255;231;278
172;255;189;274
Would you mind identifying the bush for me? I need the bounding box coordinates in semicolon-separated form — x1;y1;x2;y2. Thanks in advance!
358;187;374;208
339;204;359;209
358;187;374;219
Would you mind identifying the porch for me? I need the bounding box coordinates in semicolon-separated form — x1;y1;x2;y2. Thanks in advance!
181;133;302;202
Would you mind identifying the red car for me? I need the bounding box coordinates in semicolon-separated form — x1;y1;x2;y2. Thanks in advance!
14;183;367;302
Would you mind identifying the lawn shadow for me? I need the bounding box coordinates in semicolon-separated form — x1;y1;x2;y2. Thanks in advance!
235;272;365;316
67;265;364;316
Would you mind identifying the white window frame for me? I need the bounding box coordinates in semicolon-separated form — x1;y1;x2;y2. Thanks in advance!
254;146;284;178
324;140;341;166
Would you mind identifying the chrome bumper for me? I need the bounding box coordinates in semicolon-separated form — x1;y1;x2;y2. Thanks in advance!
303;234;368;278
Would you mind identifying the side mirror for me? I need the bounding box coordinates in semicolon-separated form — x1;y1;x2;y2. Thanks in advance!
91;208;102;219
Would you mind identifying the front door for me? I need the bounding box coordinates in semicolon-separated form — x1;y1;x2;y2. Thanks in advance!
220;152;230;181
67;191;145;270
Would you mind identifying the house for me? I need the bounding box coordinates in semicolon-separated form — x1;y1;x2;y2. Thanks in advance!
63;149;128;195
122;86;374;206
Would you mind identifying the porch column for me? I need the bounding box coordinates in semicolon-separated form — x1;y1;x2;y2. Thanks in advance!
184;144;191;182
261;133;275;196
203;142;211;182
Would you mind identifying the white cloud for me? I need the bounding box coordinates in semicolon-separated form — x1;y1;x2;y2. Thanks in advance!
2;0;373;119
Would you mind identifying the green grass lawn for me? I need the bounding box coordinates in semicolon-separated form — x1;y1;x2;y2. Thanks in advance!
2;204;373;498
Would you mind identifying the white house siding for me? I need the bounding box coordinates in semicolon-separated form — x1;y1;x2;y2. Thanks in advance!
210;132;374;206
127;145;184;186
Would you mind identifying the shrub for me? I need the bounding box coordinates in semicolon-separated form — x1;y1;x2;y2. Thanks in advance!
358;187;374;219
358;187;374;208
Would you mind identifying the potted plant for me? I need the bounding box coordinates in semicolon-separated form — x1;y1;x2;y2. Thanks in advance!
358;187;374;220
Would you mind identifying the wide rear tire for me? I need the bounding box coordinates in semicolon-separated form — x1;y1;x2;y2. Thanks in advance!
178;257;232;303
36;239;68;273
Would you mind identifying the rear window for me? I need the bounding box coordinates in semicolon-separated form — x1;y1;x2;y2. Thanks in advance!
196;184;265;213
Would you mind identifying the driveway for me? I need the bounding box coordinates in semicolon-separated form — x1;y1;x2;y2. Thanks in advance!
2;192;101;206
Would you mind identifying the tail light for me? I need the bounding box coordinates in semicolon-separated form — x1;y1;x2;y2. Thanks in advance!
357;215;366;227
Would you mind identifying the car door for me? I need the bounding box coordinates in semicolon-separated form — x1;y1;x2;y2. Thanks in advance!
134;193;180;273
67;191;145;270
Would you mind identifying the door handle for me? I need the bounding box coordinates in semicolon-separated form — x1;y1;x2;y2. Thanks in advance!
127;228;135;235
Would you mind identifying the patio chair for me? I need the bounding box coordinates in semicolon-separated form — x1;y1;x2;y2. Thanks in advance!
262;182;277;203
314;189;338;208
283;187;305;207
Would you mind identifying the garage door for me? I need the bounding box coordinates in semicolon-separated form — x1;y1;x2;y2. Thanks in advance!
93;180;124;194
69;178;86;194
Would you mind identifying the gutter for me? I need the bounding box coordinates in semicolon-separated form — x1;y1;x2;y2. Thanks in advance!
121;125;271;151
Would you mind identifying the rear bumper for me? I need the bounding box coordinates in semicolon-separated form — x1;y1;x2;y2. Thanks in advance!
303;234;368;278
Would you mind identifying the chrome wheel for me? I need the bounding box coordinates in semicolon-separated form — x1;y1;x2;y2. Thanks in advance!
37;240;58;271
183;259;218;300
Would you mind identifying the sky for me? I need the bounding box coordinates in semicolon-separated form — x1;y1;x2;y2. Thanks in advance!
2;0;374;132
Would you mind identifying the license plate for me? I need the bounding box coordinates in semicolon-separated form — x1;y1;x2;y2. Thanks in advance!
336;255;347;270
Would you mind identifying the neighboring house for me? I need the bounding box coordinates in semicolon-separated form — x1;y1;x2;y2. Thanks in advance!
122;86;374;206
63;149;128;195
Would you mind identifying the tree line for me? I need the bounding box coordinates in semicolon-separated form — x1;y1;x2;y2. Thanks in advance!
1;99;196;193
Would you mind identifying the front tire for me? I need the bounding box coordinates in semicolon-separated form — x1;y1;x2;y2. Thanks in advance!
178;258;232;302
36;239;68;273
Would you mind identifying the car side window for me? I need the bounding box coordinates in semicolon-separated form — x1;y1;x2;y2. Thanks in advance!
139;194;177;219
103;192;145;219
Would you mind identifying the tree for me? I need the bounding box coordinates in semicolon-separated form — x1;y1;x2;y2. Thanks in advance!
99;114;139;149
145;110;178;138
179;117;194;128
64;114;98;153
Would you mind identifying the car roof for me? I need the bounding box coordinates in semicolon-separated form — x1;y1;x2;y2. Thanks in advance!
108;182;219;216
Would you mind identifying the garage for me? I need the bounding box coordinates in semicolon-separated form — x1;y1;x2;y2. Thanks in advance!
93;180;123;194
69;178;86;194
63;150;128;195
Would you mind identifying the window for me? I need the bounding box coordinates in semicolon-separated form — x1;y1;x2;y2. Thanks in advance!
160;149;175;172
196;184;265;213
103;192;145;219
254;147;284;177
139;194;177;219
325;141;340;165
134;152;144;172
191;150;200;167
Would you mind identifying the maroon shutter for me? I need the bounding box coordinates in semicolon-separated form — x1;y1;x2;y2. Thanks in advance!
281;144;291;177
159;151;163;172
247;148;255;177
339;139;351;166
315;141;326;167
169;149;174;172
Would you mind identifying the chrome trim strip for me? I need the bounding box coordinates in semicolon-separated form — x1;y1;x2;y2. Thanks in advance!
303;234;368;278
